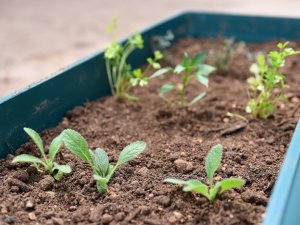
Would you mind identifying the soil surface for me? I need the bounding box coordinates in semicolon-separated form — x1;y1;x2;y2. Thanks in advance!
1;38;300;225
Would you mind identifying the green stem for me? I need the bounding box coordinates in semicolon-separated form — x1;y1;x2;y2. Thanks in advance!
105;59;115;95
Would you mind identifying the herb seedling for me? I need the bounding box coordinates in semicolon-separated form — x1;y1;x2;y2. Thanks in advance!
12;128;71;180
153;52;215;107
165;144;245;202
62;129;146;192
246;42;300;119
104;19;163;101
209;38;245;73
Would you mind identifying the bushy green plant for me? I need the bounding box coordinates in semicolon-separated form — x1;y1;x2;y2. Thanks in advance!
246;41;300;119
152;52;215;107
12;128;71;180
104;19;163;101
165;144;245;202
62;129;146;192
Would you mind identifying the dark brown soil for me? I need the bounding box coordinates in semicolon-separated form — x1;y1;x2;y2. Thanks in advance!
1;38;300;225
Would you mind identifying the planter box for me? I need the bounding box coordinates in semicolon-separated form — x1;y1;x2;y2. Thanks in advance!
1;11;300;224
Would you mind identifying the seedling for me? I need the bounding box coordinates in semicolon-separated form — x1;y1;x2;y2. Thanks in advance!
12;128;71;180
104;19;163;101
152;52;215;107
246;42;300;119
62;129;146;192
209;38;245;73
165;144;245;202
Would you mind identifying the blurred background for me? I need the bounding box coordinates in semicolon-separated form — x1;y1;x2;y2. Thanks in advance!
1;0;300;98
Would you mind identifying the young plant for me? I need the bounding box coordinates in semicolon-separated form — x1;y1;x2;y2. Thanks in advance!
104;19;163;101
153;52;215;107
246;42;300;119
12;128;71;180
165;144;245;202
62;129;146;192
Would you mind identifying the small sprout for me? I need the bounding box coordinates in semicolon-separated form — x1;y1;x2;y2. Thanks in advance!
226;112;248;122
104;19;163;101
12;128;71;181
152;52;215;107
165;144;245;202
62;129;146;192
246;41;300;119
209;38;246;73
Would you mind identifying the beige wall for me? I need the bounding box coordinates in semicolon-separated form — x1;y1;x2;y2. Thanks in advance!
1;0;300;98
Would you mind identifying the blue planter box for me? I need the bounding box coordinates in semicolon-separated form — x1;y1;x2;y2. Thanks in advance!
1;11;300;225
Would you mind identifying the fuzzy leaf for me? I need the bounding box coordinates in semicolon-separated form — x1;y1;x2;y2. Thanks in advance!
219;178;245;193
159;83;175;95
53;162;72;174
209;183;221;202
90;148;109;176
183;53;191;67
164;178;187;185
189;92;206;106
24;127;45;155
117;141;146;165
149;67;172;79
49;135;63;161
205;144;223;183
62;129;91;163
183;180;209;196
12;154;45;165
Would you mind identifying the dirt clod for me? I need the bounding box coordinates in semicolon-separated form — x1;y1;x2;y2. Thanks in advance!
39;175;55;191
174;159;194;173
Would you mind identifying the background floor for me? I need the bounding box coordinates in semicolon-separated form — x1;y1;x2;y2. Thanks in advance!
1;0;300;98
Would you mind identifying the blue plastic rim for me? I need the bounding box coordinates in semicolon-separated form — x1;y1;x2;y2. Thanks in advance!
1;11;300;225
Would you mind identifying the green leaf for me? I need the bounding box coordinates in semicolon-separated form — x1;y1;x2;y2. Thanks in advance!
219;178;245;193
149;67;172;79
12;154;45;165
90;148;109;176
183;52;191;67
197;64;216;77
94;175;109;192
209;183;221;202
159;83;175;95
174;64;185;74
62;129;91;163
189;92;206;106
117;141;146;165
195;73;209;87
54;170;64;181
49;135;63;161
164;178;187;185
205;144;223;184
192;52;206;66
183;180;209;197
24;127;45;155
53;162;72;174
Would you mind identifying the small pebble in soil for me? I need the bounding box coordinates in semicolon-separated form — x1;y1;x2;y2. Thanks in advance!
28;212;37;221
137;166;148;176
115;212;125;221
7;178;31;192
12;170;29;182
51;217;65;225
155;195;171;207
89;205;105;222
25;200;35;210
39;175;55;191
102;214;113;224
168;211;183;224
241;190;267;206
174;159;193;173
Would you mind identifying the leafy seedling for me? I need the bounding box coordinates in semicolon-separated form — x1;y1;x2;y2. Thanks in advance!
246;41;300;119
152;52;215;107
209;38;246;73
165;144;245;202
62;129;146;192
12;128;71;180
104;19;163;101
